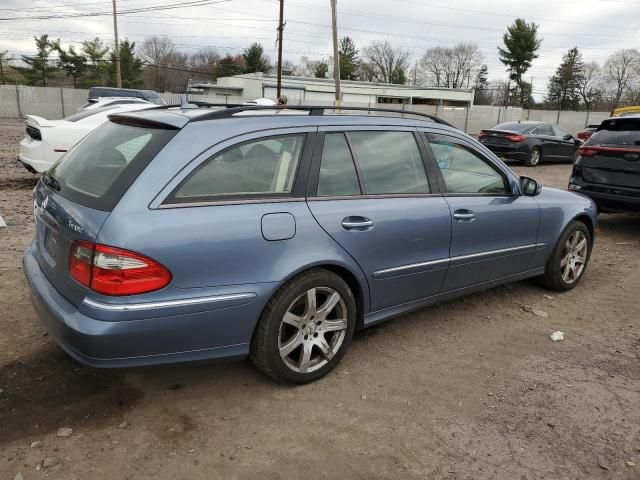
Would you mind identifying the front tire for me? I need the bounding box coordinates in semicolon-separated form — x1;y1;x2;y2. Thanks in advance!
250;269;357;384
523;147;541;167
538;220;591;291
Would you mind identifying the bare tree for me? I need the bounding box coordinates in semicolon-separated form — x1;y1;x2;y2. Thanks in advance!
419;43;483;89
577;61;604;111
360;41;410;84
189;47;220;79
139;36;178;91
603;49;640;109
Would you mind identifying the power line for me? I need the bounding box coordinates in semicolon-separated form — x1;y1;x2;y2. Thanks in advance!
0;0;232;21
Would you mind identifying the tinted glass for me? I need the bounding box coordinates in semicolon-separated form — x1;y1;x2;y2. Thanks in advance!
317;134;361;196
63;106;116;122
348;131;429;194
174;135;304;200
552;125;571;138
48;122;175;210
533;124;553;136
428;137;508;194
493;122;531;133
591;121;640;146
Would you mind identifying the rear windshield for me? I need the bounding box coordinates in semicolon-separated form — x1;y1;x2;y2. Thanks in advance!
591;119;640;146
491;122;531;133
64;106;116;122
47;121;177;211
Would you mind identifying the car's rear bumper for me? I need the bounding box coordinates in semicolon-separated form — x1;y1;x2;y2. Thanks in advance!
480;143;529;161
19;136;58;173
23;242;272;367
568;181;640;213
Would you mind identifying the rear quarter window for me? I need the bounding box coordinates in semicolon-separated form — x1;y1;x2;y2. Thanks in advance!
47;121;176;211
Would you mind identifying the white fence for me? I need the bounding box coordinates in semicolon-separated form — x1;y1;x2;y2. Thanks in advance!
0;85;613;135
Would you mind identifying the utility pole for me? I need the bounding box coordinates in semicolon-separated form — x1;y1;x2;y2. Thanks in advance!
330;0;341;106
112;0;122;88
276;0;284;98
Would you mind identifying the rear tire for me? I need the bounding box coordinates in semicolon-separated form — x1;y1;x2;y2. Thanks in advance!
523;147;541;167
250;268;357;384
538;220;592;291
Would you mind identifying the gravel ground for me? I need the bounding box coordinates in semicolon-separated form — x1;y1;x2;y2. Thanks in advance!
0;120;638;480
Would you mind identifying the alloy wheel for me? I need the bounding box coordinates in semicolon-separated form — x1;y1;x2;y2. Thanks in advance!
560;230;588;284
530;149;540;165
278;287;348;373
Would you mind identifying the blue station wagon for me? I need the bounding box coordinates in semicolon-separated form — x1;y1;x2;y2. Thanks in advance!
24;105;597;383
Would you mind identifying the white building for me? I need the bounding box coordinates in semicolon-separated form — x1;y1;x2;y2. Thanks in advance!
189;72;474;107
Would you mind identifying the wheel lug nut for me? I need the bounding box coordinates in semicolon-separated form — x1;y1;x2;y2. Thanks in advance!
313;332;318;337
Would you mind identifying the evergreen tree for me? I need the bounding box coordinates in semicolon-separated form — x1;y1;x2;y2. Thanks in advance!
54;43;87;88
314;61;329;78
546;47;584;110
107;39;143;88
82;38;110;86
215;55;243;78
339;37;359;80
20;35;57;86
242;42;270;73
389;66;407;85
473;64;490;104
498;19;542;106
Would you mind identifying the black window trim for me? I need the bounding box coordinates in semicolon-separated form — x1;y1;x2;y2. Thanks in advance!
307;129;441;200
420;131;515;197
162;132;315;206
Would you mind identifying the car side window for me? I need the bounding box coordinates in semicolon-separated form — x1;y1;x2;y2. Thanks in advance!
317;133;361;196
172;135;304;200
534;124;553;136
427;135;509;195
348;131;430;194
552;125;570;138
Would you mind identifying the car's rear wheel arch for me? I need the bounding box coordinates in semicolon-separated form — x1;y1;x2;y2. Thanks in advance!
273;263;366;330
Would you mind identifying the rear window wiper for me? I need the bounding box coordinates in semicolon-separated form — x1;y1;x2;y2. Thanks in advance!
42;171;61;191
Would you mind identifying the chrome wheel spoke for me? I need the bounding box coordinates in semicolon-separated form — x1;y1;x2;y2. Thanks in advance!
575;238;587;252
279;332;303;358
316;291;340;320
306;288;317;316
282;311;303;328
574;255;586;264
317;336;333;360
299;342;313;373
560;255;569;268
323;318;348;332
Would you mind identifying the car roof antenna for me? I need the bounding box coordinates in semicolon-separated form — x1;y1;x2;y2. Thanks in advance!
180;95;198;109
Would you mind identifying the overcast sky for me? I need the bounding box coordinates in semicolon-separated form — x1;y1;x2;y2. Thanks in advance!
1;0;639;97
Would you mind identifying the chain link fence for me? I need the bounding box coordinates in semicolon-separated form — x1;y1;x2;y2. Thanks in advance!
0;85;614;135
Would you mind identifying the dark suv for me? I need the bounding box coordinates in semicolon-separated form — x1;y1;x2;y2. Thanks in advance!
569;116;640;213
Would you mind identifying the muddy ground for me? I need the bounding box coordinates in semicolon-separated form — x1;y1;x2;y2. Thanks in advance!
0;120;638;480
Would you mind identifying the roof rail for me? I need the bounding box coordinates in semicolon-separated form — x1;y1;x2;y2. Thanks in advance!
180;104;454;128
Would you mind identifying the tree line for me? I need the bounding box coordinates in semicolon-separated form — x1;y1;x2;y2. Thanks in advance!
2;21;639;111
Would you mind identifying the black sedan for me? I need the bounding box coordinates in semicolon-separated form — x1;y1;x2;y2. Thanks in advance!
479;121;581;167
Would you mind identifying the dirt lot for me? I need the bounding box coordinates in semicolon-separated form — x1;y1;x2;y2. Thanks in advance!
0;120;638;480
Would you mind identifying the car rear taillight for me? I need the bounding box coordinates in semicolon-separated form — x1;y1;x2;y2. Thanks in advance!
505;134;527;142
70;241;171;296
578;146;598;157
577;131;592;141
578;145;640;157
478;131;487;139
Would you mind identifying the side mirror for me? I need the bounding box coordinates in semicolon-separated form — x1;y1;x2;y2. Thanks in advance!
520;176;541;196
574;138;583;146
563;134;573;141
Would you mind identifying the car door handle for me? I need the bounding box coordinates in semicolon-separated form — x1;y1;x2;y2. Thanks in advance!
453;210;476;222
341;217;374;230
